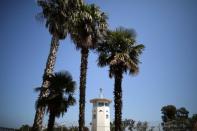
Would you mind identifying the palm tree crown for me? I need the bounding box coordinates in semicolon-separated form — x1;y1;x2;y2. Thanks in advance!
36;71;76;117
36;71;76;131
70;3;108;49
97;27;145;77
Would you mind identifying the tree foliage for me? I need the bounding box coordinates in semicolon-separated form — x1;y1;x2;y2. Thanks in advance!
135;121;148;131
70;3;108;49
37;0;82;38
161;105;196;131
161;105;177;122
36;71;76;131
97;27;145;78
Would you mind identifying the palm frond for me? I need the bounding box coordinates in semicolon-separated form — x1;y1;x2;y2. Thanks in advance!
97;53;109;67
97;27;145;77
35;70;76;119
37;0;73;39
70;3;108;49
34;87;43;92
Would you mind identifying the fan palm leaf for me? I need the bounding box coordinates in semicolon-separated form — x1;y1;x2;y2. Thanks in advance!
36;71;76;131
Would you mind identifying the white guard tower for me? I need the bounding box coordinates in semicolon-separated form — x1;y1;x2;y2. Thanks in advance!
90;88;111;131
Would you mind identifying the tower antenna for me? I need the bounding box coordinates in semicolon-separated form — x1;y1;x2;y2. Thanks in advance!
99;88;103;98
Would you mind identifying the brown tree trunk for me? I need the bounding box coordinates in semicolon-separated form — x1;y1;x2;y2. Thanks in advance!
114;71;123;131
47;112;56;131
32;35;59;131
78;48;89;131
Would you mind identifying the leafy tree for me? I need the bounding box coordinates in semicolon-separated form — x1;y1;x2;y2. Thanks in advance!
110;121;115;131
36;71;76;131
68;126;89;131
176;107;190;130
176;107;189;120
43;126;69;131
135;121;142;131
135;121;148;131
111;119;135;131
97;27;145;131
122;119;135;131
161;105;195;130
161;105;177;123
19;125;31;131
68;126;78;131
69;3;108;131
33;0;81;130
148;126;155;131
190;114;197;131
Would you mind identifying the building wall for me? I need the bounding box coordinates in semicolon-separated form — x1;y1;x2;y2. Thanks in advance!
92;102;110;131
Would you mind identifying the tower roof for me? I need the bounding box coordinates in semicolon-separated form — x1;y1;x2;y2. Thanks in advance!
90;88;111;103
90;98;112;103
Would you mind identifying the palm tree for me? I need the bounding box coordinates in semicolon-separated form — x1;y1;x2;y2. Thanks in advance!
33;0;81;130
69;3;108;131
36;71;76;131
97;27;145;131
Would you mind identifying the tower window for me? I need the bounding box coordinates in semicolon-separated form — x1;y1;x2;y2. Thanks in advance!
106;114;109;119
98;102;104;107
105;103;109;106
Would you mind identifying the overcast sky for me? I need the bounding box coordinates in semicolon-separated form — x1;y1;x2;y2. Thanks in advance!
0;0;197;128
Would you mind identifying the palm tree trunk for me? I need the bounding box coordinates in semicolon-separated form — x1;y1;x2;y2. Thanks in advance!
32;35;59;131
114;72;123;131
78;48;89;131
47;112;56;131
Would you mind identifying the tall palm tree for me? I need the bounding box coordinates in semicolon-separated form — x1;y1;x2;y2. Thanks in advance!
97;27;145;131
33;0;81;130
36;71;76;131
69;3;108;131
